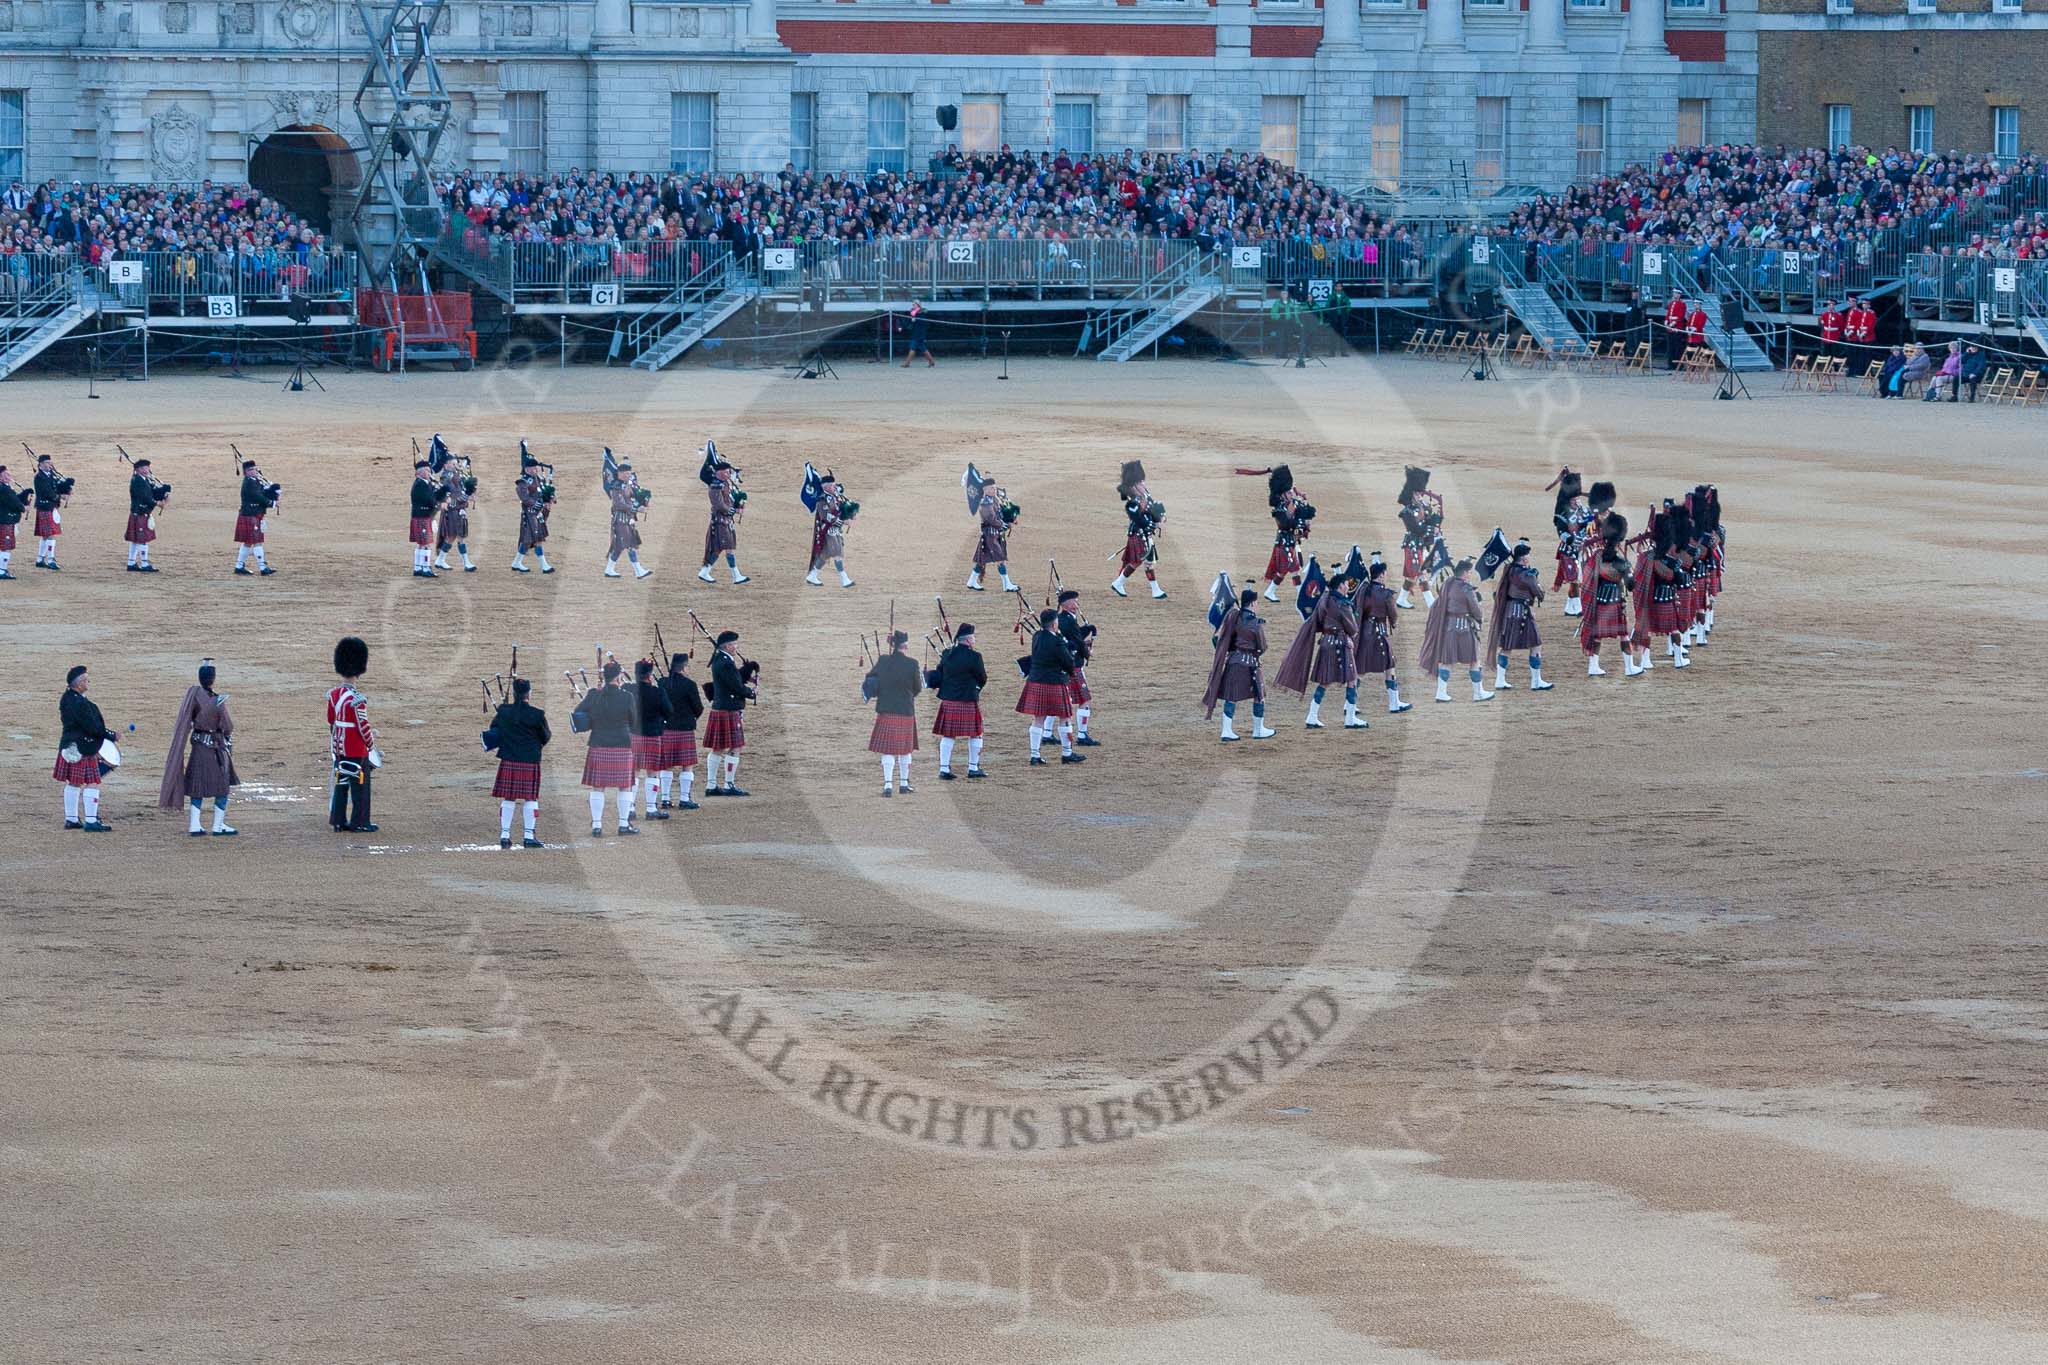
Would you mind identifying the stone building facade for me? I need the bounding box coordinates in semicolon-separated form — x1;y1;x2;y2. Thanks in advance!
1757;0;2048;154
0;0;1755;223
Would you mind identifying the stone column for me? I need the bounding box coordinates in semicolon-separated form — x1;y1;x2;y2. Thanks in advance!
746;0;780;47
1527;0;1564;49
1626;0;1665;50
1323;0;1360;47
1424;0;1463;50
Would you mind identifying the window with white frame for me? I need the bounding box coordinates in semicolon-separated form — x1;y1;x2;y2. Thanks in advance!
1667;0;1706;10
1906;0;1933;12
1260;96;1302;168
503;92;544;176
1825;0;1853;14
1677;98;1708;148
1467;0;1507;10
1907;104;1934;156
1570;0;1611;10
1371;96;1404;190
1475;96;1508;191
1053;98;1095;156
1146;94;1187;155
1994;106;2020;161
669;93;714;175
1993;0;2020;11
790;93;816;172
0;92;22;182
1826;103;1852;149
867;93;909;174
959;99;1002;156
1575;99;1608;181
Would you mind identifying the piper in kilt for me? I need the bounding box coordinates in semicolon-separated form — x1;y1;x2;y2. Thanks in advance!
0;465;25;578
697;443;748;584
1203;588;1274;742
234;461;279;576
1396;466;1445;609
1110;461;1167;600
1355;559;1415;714
631;658;673;819
409;459;449;578
55;664;113;831
1580;521;1637;676
1549;468;1589;617
1017;609;1084;766
1274;567;1367;729
1485;541;1553;693
863;630;923;796
512;449;555;573
1256;466;1314;603
32;453;72;570
1056;589;1100;746
572;660;640;835
804;467;856;588
703;631;756;796
963;463;1016;593
487;677;550;847
1418;559;1493;704
1646;507;1690;669
124;457;167;573
605;459;653;580
931;623;988;780
433;453;477;573
159;660;239;836
657;652;705;810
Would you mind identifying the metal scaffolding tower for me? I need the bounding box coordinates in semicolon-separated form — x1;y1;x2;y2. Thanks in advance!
348;0;452;288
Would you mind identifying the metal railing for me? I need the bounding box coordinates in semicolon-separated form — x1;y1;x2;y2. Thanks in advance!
624;250;740;360
3;249;358;318
1898;253;2048;325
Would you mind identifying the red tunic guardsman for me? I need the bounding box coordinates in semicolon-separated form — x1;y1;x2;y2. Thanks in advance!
327;636;379;833
1110;459;1167;600
1663;294;1689;368
1819;301;1843;357
1687;304;1708;349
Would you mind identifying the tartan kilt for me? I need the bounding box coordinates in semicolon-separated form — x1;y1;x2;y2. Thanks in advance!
580;744;636;789
1016;680;1074;719
125;512;156;545
51;752;100;784
660;729;698;768
703;709;745;752
34;508;60;538
932;700;984;738
1066;667;1091;706
1263;543;1302;582
0;524;14;551
1121;533;1148;571
1581;599;1631;644
1553;551;1579;588
408;515;434;547
1402;544;1426;580
1647;598;1686;635
631;734;667;772
233;514;266;545
491;759;542;800
869;713;920;755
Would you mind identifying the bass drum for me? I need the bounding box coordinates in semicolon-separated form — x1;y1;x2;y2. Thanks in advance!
97;739;121;770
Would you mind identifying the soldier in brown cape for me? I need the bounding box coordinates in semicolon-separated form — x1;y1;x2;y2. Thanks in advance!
1355;559;1415;714
159;660;240;836
1202;585;1275;742
1274;567;1368;729
1418;558;1494;703
1485;540;1554;693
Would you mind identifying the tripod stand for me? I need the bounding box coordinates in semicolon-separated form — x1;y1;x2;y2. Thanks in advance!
794;347;838;380
1712;348;1751;401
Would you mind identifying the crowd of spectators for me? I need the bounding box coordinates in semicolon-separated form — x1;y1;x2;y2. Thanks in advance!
1;178;341;298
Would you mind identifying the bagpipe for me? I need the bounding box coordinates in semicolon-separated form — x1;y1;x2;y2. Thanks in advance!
701;440;746;514
230;443;282;512
603;447;652;513
962;462;1017;526
422;434;479;497
859;599;897;701
801;463;859;529
922;596;956;689
565;644;618;733
690;608;760;692
480;644;520;717
519;439;557;505
24;444;75;504
117;445;171;517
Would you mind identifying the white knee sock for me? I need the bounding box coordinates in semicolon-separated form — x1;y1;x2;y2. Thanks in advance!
644;776;659;809
618;788;635;828
680;769;695;802
588;791;605;828
523;802;538;837
881;755;896;786
938;737;954;771
968;737;984;769
63;785;80;822
725;756;740;786
657;771;671;802
500;800;515;838
235;545;247;569
0;549;10;572
1057;724;1074;756
1029;724;1043;758
254;545;267;570
1076;706;1090;737
899;755;912;783
82;787;100;822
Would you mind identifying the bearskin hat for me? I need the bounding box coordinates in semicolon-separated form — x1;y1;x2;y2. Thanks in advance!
1399;465;1431;506
1117;459;1147;500
333;636;369;679
1604;512;1628;542
1588;480;1617;511
1268;465;1294;507
1551;467;1583;508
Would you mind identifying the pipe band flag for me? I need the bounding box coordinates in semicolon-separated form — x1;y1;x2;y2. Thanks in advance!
1476;528;1513;582
1294;556;1326;621
961;462;988;514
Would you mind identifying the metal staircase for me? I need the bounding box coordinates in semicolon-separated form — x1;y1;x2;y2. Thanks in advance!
0;268;92;380
627;257;752;371
1694;259;1774;372
1494;251;1589;359
349;0;452;284
430;224;514;305
1097;253;1221;362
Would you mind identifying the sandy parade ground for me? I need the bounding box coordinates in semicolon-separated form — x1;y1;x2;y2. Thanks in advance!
4;348;2048;1364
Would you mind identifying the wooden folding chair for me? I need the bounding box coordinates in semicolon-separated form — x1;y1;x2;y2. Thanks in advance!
2016;370;2044;406
1783;355;1811;391
1625;341;1650;374
1446;329;1471;357
1861;359;1885;396
1510;335;1537;367
1403;328;1429;356
1982;367;2014;402
1814;356;1845;392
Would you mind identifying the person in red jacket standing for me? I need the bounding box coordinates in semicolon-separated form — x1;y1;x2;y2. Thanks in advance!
1687;302;1708;353
1663;294;1689;370
1818;300;1843;360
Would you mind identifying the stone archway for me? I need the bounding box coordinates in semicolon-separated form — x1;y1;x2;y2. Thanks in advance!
248;124;359;234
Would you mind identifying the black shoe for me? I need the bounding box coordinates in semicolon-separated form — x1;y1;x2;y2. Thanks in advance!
212;827;237;837
618;825;640;836
522;837;544;849
677;799;700;811
966;768;986;779
725;786;750;797
899;781;913;793
0;571;14;579
499;836;512;849
190;829;208;837
881;786;894;798
234;567;253;576
701;786;724;797
649;810;671;820
136;564;158;573
940;770;957;781
346;822;378;833
259;567;276;576
125;564;138;572
511;564;530;573
1060;753;1086;765
464;565;477;573
658;799;673;810
540;565;554;574
81;820;112;832
45;562;59;571
1030;756;1046;766
64;820;82;830
1075;736;1101;747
